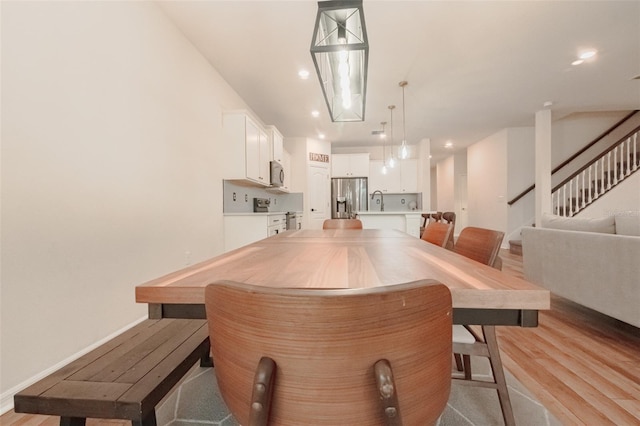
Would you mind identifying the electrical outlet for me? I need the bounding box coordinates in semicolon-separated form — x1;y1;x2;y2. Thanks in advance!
184;251;191;265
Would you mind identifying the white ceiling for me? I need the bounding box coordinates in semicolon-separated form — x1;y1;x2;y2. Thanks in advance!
158;1;640;164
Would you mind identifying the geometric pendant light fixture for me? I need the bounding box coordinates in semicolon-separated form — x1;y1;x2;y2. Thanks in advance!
310;0;369;122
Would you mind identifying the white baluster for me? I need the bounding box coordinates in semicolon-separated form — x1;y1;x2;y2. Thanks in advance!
625;138;631;176
562;186;567;217
634;133;638;172
613;146;619;185
588;166;598;204
607;151;612;190
581;171;586;208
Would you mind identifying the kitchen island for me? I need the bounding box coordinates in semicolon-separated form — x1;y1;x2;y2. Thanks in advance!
356;211;432;238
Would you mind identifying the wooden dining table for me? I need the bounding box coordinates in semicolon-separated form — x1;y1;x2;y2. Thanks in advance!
136;229;549;326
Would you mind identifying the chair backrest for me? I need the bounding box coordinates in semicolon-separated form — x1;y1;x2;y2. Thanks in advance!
421;221;454;248
440;212;456;249
442;211;456;225
453;226;505;267
430;212;443;222
205;280;452;426
322;218;363;229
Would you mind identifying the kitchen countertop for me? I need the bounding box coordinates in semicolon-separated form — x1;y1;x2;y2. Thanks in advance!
224;211;302;216
357;211;434;215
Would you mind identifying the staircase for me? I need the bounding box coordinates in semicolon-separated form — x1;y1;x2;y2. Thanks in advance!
508;113;640;256
553;133;639;217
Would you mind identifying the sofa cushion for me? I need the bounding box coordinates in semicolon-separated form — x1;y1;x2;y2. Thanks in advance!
541;213;615;234
614;212;640;236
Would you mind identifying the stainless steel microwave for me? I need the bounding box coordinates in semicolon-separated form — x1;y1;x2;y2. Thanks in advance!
270;161;284;187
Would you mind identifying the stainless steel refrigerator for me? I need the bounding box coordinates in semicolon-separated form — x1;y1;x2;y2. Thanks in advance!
331;177;368;219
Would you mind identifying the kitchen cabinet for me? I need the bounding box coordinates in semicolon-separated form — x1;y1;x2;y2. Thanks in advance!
357;211;423;238
267;126;284;164
369;159;418;193
331;153;370;178
224;213;286;252
369;160;400;193
223;112;270;186
399;159;418;192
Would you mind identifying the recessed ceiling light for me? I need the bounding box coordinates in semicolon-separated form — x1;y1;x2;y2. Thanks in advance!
444;141;453;148
311;110;320;118
318;133;325;139
579;50;597;60
572;49;597;66
298;69;310;80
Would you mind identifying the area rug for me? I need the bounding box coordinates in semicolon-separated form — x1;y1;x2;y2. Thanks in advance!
155;358;561;426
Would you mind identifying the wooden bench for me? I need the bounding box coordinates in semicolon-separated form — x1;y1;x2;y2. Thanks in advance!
14;318;211;426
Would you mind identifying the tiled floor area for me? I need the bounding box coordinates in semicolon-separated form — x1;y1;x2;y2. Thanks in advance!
156;357;561;426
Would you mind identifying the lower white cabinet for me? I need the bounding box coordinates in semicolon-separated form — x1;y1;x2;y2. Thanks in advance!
357;212;423;238
224;213;286;252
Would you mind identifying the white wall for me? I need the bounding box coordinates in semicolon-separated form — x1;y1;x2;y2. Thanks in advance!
436;156;455;212
283;137;331;229
0;1;252;410
506;127;536;238
430;167;438;209
552;111;631;167
467;130;509;233
577;172;640;218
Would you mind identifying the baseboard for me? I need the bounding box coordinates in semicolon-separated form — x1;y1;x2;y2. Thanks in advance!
0;315;148;415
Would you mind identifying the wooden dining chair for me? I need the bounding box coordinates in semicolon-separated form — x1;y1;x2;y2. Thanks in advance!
451;226;514;426
441;212;456;249
322;218;363;229
420;221;454;248
205;280;452;426
452;226;504;269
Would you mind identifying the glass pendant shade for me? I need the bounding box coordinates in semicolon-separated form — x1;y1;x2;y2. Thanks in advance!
311;0;368;122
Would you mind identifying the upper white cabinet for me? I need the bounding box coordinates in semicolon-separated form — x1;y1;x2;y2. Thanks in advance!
369;160;400;193
331;153;370;178
368;159;418;193
267;125;284;164
399;159;418;192
223;112;270;186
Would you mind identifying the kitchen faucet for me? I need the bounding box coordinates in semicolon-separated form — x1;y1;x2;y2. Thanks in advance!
371;190;384;212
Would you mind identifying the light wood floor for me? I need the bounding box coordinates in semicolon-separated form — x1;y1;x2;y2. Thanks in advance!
3;249;639;425
497;249;640;425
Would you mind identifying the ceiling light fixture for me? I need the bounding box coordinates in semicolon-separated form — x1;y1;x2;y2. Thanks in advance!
572;49;597;66
311;110;320;118
379;121;388;174
399;81;409;159
387;105;396;168
298;69;310;79
310;0;368;122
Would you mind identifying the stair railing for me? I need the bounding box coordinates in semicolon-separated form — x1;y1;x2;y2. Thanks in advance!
552;130;639;217
508;110;639;206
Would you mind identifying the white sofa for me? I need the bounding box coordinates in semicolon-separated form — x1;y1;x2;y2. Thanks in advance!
522;213;640;328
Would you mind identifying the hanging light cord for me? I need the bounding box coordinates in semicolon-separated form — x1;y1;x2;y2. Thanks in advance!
399;81;408;159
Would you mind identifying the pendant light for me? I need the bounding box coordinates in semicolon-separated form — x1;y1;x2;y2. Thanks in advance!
376;121;388;174
388;105;396;168
310;0;369;122
399;81;409;159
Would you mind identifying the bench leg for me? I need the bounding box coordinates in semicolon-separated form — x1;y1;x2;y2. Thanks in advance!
60;417;86;426
133;410;157;426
